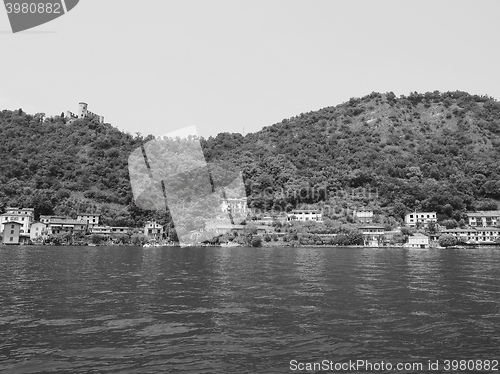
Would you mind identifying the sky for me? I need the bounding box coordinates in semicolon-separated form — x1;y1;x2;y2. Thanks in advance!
0;0;499;138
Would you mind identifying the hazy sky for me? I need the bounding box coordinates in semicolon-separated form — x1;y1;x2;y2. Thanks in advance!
1;0;499;138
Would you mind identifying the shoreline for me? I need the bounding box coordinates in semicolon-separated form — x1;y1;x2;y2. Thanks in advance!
2;243;499;249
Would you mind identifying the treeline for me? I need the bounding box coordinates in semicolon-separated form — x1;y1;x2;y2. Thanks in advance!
203;90;500;227
1;90;500;230
0;110;164;227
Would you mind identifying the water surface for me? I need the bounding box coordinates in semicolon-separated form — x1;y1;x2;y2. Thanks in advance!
1;246;499;373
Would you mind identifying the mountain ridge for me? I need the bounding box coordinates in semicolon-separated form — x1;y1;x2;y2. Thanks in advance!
1;90;500;229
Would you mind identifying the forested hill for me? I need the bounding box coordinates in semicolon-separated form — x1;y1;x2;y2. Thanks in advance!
2;90;500;227
0;111;156;227
204;91;500;225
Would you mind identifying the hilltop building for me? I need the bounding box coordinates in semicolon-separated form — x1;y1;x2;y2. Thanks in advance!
66;102;104;123
405;212;437;228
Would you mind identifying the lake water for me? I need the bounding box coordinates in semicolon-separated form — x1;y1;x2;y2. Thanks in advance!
0;246;499;373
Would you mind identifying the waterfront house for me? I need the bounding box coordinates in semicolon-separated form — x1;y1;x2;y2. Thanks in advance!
442;228;476;243
91;226;111;235
382;229;401;241
475;227;500;243
466;211;500;227
443;227;500;244
214;224;269;236
2;222;23;245
0;207;34;235
110;227;130;235
144;221;164;239
30;222;47;240
408;233;429;249
359;225;385;247
77;213;100;227
404;212;437;228
287;210;323;222
47;219;88;235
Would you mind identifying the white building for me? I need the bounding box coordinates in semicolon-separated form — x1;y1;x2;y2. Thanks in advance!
110;227;130;235
354;210;373;223
287;210;323;222
47;219;88;235
40;215;66;224
408;233;429;249
30;222;47;240
144;221;163;239
443;227;500;244
2;222;23;245
221;197;248;215
466;211;500;227
77;214;100;227
360;225;385;247
405;212;437;227
91;226;111;235
0;207;34;234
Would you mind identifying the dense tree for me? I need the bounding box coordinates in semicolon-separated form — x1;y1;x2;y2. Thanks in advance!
2;90;500;230
439;234;459;247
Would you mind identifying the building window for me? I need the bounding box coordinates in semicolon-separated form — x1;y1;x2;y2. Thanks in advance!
11;224;14;229
10;237;13;241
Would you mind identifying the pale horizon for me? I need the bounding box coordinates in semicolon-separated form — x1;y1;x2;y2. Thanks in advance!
1;0;499;138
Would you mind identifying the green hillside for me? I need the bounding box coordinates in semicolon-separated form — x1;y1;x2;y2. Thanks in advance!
203;91;500;226
0;111;157;227
2;90;500;229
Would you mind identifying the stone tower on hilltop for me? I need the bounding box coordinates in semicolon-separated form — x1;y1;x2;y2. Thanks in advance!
66;102;104;123
78;102;88;118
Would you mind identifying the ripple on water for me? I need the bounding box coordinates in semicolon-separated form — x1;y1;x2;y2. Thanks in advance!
0;246;499;373
137;323;198;337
